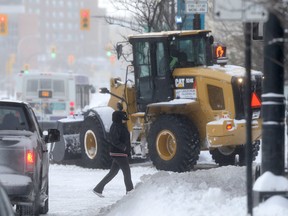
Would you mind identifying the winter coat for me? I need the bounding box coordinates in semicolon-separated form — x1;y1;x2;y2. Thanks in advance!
109;111;131;157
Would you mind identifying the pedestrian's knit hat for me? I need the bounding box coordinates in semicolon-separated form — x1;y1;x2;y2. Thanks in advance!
112;111;129;123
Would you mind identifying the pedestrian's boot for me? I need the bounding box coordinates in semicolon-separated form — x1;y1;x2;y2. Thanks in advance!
93;187;104;198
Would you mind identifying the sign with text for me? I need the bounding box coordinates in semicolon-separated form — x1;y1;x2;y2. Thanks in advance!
39;90;52;98
213;0;268;22
185;0;208;14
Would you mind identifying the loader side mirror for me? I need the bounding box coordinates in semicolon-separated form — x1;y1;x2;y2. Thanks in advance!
209;35;214;45
99;87;110;94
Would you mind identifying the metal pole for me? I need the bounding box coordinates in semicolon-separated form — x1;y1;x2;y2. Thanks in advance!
244;22;253;216
261;12;285;175
193;14;201;30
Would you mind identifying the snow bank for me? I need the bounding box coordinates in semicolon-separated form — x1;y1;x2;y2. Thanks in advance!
103;166;247;216
254;196;288;216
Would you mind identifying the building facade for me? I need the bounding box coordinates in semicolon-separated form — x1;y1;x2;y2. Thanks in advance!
0;0;109;83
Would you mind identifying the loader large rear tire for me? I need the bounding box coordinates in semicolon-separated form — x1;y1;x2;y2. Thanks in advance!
209;140;260;166
80;117;111;169
148;115;200;172
209;146;237;166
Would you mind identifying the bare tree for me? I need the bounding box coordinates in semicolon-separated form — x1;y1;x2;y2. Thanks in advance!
106;0;176;33
105;0;287;74
206;1;287;72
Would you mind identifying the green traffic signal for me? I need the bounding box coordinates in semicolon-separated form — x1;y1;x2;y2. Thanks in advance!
51;52;56;58
106;51;112;57
51;47;56;58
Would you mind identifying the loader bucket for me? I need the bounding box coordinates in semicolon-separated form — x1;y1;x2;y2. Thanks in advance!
49;117;83;163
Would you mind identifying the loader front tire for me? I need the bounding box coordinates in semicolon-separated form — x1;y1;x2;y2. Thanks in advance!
148;115;200;172
80;117;111;169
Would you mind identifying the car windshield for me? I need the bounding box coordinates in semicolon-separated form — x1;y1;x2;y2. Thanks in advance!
0;105;30;131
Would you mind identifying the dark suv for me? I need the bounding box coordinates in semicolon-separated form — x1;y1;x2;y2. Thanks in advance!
0;100;60;216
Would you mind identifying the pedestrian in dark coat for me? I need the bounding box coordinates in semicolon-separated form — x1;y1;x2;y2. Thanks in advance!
93;110;134;197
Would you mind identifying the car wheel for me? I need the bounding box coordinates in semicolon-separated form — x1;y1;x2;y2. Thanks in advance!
16;198;40;216
17;178;40;216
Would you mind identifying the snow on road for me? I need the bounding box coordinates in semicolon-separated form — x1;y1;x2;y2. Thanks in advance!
46;162;157;216
44;152;288;216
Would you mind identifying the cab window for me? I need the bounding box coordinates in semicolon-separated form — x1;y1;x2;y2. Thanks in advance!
155;42;166;76
207;85;225;110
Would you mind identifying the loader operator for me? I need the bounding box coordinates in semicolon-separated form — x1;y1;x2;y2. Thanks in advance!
169;44;179;69
93;110;134;197
169;44;187;69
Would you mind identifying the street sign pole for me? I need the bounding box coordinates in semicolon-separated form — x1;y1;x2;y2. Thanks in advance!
178;0;207;30
193;14;201;30
244;22;253;216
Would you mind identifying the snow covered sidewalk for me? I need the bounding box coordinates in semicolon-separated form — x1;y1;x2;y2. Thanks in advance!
47;155;288;216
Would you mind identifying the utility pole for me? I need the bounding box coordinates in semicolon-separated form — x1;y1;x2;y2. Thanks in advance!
252;9;288;209
261;12;285;176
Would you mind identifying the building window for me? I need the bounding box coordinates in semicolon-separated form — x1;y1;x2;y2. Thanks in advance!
67;34;72;41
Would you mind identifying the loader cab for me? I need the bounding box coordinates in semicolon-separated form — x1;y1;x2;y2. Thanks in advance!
130;37;174;112
129;30;214;112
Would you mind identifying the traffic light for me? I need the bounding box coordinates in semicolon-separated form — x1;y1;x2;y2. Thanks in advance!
80;9;90;30
0;14;8;36
214;44;226;58
23;64;30;74
106;51;112;57
68;54;75;65
109;55;116;64
51;47;56;59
